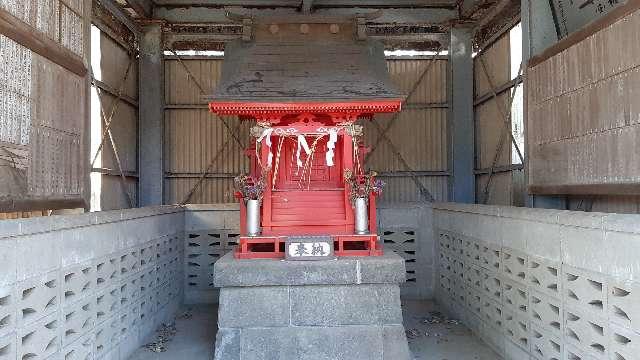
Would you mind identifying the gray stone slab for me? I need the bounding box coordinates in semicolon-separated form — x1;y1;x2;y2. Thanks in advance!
357;254;406;285
214;328;240;360
218;286;290;328
382;325;411;360
240;326;385;360
290;284;402;326
214;252;407;287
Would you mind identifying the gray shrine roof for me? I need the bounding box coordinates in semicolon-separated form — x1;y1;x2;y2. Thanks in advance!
208;35;404;103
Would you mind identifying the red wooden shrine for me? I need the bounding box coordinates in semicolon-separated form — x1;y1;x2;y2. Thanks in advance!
206;21;404;258
209;101;401;259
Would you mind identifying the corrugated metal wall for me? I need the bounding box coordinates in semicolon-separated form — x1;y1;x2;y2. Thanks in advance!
163;56;449;204
527;9;640;192
474;31;524;206
528;9;640;213
91;28;139;210
0;0;87;210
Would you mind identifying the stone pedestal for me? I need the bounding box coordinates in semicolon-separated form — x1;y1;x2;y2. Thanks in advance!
213;252;411;360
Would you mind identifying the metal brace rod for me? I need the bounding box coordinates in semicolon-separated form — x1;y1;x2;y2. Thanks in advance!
369;119;435;202
365;49;442;164
90;57;135;169
478;57;524;204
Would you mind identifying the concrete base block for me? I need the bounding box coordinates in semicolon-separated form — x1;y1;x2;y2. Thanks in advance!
213;253;409;360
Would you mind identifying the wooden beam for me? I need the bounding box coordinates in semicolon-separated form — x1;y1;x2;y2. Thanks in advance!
125;0;153;18
99;0;142;36
302;0;314;13
154;0;455;7
0;8;87;77
474;0;515;31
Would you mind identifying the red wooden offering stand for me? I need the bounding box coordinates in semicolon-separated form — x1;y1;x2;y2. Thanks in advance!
209;100;401;259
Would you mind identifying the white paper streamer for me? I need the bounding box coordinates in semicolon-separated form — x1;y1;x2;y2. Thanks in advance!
257;128;274;166
296;135;311;168
326;128;338;167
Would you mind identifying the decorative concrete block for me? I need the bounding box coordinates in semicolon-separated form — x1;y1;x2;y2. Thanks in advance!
17;313;60;360
502;278;529;315
62;262;95;306
609;323;639;360
466;264;483;292
0;332;17;360
62;297;95;347
530;324;562;360
528;256;561;298
291;284;402;326
482;298;503;330
16;271;59;327
479;241;502;273
504;338;530;360
504;310;530;352
95;256;119;291
218;286;290;328
95;285;119;325
239;326;386;360
564;308;608;358
529;290;563;338
481;269;503;302
0;285;16;338
608;280;640;332
502;247;528;285
463;236;481;267
562;265;607;316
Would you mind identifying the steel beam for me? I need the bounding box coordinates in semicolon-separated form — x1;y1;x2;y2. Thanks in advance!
448;26;475;203
153;0;456;7
154;7;458;24
139;24;165;206
99;0;142;36
124;0;153;18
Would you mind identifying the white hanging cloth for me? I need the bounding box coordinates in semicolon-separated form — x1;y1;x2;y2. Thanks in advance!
325;129;338;167
257;128;274;167
296;135;311;168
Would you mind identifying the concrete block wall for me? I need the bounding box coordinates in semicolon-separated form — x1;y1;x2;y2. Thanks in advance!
433;203;640;360
0;206;184;360
181;203;435;304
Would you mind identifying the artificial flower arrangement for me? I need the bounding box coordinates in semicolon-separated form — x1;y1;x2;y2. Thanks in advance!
233;167;270;203
344;169;385;206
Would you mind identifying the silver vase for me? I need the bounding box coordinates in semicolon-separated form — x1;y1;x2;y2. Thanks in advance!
354;197;369;235
246;199;261;237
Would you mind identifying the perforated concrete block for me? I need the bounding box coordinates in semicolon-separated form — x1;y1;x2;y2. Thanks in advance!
125;275;141;304
482;298;504;330
563;344;596;360
0;332;16;360
450;233;465;259
94;256;119;291
468;290;483;316
562;265;608;317
62;262;95;306
17;313;60;360
502;247;528;285
529;256;561;298
16;271;59;327
480;241;502;272
452;257;465;283
62;333;93;360
94;319;116;358
609;323;640;360
438;253;454;279
481;269;503;302
62;297;95;347
95;286;119;325
608;280;640;332
0;285;16;338
564;307;608;358
529;290;563;338
502;278;529;315
438;274;452;296
438;231;453;255
530;325;562;360
119;249;140;277
504;338;531;360
139;243;155;271
463;236;481;267
504;310;530;352
466;264;483;292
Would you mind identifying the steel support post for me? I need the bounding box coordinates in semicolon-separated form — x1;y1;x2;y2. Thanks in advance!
448;26;475;203
139;23;165;206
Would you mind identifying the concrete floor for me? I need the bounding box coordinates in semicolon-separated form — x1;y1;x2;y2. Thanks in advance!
128;300;501;360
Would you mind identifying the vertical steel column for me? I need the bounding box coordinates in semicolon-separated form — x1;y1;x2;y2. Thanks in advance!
449;26;475;203
138;23;165;206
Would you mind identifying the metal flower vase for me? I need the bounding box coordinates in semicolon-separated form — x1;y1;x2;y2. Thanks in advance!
246;199;261;237
354;197;369;234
